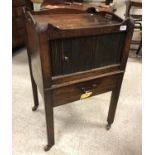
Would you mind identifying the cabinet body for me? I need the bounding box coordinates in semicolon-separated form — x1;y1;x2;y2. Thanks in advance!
24;8;134;150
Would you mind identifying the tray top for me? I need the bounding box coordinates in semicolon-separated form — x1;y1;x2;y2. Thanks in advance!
34;13;122;30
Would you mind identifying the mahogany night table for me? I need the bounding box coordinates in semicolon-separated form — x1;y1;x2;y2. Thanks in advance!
23;7;134;151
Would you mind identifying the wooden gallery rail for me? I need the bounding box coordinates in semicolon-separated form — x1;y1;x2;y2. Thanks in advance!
23;7;134;151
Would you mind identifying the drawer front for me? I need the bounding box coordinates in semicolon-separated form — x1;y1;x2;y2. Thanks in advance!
52;74;122;107
50;32;125;76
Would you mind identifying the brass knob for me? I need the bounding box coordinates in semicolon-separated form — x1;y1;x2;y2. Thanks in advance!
64;56;69;61
92;84;97;88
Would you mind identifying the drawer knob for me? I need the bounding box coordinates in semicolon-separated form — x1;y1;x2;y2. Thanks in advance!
81;87;87;93
81;84;97;93
64;56;69;61
92;84;97;88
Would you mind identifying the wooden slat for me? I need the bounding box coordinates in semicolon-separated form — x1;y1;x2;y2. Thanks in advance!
51;64;121;84
46;69;124;90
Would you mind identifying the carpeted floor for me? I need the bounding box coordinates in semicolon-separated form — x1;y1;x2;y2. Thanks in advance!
12;48;141;155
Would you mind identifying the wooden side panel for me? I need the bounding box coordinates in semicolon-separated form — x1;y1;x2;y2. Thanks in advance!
25;12;44;95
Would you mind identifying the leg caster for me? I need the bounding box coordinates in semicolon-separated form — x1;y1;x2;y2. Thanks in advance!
106;123;111;130
32;105;39;111
44;144;52;151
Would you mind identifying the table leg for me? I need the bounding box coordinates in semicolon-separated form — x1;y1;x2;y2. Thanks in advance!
43;91;55;151
106;85;121;130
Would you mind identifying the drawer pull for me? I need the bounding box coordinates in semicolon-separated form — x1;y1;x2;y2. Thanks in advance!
92;83;97;88
80;91;92;99
80;83;97;99
81;83;97;93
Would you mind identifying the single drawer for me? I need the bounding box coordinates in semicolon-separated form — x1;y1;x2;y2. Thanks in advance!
52;74;122;107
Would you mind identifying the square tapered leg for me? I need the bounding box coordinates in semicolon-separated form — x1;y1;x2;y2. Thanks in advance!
43;91;55;151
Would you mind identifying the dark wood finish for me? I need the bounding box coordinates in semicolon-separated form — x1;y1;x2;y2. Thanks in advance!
12;0;33;49
23;8;134;151
107;78;122;126
52;73;123;107
43;90;55;151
